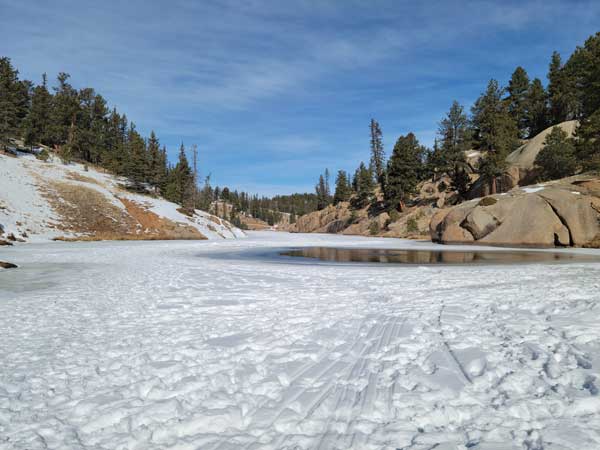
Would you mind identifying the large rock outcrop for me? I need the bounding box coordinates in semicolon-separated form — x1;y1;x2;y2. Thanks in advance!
431;175;600;248
289;201;436;239
291;202;356;234
506;120;579;171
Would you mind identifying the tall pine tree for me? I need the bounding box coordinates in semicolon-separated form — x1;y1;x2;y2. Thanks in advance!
384;133;424;211
438;101;472;197
369;119;385;188
471;79;520;191
506;66;530;138
525;78;549;137
0;57;21;150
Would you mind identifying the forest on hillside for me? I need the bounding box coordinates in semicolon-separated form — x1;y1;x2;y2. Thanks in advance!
0;58;321;224
305;32;600;216
1;32;599;225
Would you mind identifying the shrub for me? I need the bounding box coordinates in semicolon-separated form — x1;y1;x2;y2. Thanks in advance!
406;217;419;233
389;209;400;223
346;210;358;226
478;196;497;207
438;180;448;192
369;221;380;235
35;149;49;162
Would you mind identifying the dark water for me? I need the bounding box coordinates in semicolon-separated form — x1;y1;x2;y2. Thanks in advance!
279;247;600;265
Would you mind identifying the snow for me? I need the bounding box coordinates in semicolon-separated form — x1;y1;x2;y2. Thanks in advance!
522;186;545;194
0;152;243;241
1;231;599;449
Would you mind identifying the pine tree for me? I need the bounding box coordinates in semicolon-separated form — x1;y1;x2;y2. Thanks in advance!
351;162;375;209
147;131;163;190
50;73;80;162
165;143;194;207
86;92;109;164
369;119;385;187
438;101;472;197
575;109;600;171
315;173;329;210
506;66;530;138
333;170;351;205
438;101;471;164
547;51;579;123
564;32;600;119
23;74;53;148
471;79;520;190
535;126;577;180
384;133;424;211
0;57;21;150
125;123;147;189
525;78;549;137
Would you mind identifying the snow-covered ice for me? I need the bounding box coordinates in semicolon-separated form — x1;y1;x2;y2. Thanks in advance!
1;232;600;449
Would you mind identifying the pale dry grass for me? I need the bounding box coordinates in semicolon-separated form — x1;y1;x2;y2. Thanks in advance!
38;180;207;241
66;171;103;186
42;180;135;237
120;198;206;240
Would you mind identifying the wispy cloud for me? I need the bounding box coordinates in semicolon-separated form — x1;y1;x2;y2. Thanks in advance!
1;0;599;194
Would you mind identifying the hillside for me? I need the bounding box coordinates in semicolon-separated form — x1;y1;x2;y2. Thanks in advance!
210;200;291;231
0;150;244;244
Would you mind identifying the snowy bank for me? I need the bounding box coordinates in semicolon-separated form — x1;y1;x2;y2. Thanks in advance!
0;151;244;242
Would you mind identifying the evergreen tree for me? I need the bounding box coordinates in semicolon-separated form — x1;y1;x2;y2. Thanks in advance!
23;75;53;147
147;132;167;190
351;162;374;209
125;123;147;188
165;143;194;206
525;78;549;137
50;73;80;162
315;173;329;210
438;101;472;197
333;170;351;204
86;92;109;163
535;126;578;180
575;109;600;171
547;51;579;123
471;79;520;191
424;139;445;179
197;175;213;212
564;32;600;119
506;66;530;138
0;57;21;150
384;133;424;211
369;119;385;187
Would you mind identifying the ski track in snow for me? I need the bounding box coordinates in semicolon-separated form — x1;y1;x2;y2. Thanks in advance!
1;232;600;450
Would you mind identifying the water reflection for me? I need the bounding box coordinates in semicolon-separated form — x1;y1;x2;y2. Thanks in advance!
280;247;600;265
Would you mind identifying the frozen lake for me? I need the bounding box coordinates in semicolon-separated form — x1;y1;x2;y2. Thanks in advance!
1;231;599;449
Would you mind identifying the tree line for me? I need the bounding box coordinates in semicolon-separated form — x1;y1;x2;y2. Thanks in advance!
0;58;211;210
317;32;600;214
209;187;320;226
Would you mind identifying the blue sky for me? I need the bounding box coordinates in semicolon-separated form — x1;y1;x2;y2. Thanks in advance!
1;1;599;195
